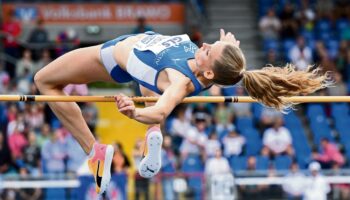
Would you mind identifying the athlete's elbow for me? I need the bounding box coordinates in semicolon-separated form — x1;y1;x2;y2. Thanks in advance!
156;111;167;123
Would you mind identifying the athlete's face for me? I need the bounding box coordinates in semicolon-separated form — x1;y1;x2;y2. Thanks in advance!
195;41;228;80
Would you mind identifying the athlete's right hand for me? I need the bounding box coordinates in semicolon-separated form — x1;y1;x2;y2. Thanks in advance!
115;94;136;119
220;29;240;47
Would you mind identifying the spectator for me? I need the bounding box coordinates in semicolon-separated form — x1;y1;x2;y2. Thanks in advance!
331;163;350;200
24;103;45;132
222;129;245;158
205;148;230;176
27;19;48;44
189;25;203;46
262;116;294;158
279;3;298;40
17;68;32;95
27;18;49;59
133;139;149;200
1;9;22;78
282;161;307;200
6;107;24;136
35;49;52;73
259;8;281;40
22;131;41;176
65;133;86;174
0;132;12;174
336;40;348;76
0;65;10;94
295;0;316;32
259;107;283;131
18;187;42;200
204;132;221;158
303;162;330;200
55;28;80;57
82;102;98;135
239;156;269;198
63;84;88;96
41;129;66;174
36;123;52;148
132;16;153;34
289;36;313;70
312;138;345;169
327;72;347;96
161;135;176;200
112;142;130;173
8;121;28;169
16;49;35;78
231;87;252;117
180;113;208;160
315;0;334;18
214;102;234;134
170;105;192;154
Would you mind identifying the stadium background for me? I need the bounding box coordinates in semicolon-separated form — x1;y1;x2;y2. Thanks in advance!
1;0;350;199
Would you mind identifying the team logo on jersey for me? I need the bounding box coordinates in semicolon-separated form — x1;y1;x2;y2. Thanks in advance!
161;36;183;48
183;43;198;53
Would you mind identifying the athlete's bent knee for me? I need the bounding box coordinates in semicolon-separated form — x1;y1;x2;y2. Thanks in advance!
34;70;51;93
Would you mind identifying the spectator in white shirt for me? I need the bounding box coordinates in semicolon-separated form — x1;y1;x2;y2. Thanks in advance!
205;149;230;176
289;36;313;71
283;161;307;200
170;105;192;154
222;130;245;158
262;116;294;157
303;162;330;200
205;133;221;158
259;8;281;40
180;115;208;160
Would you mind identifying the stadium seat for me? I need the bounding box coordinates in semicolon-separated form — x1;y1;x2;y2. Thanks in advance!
236;116;254;130
282;39;295;59
181;155;203;200
256;156;269;170
306;104;326;119
45;188;66;200
252;103;263;121
240;128;262;156
316;19;331;32
181;155;203;172
263;39;279;52
274;155;292;170
230;156;248;172
221;86;237;96
336;19;349;39
326;39;340;59
331;103;349;120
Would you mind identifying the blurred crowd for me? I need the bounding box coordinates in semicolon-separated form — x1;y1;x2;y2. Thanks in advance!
1;0;350;199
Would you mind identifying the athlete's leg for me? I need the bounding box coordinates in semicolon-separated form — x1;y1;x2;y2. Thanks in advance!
137;86;163;178
35;45;116;193
34;45;114;154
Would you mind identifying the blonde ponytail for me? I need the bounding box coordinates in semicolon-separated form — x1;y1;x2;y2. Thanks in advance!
242;64;332;111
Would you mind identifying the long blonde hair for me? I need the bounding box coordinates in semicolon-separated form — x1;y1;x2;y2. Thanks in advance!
212;45;331;111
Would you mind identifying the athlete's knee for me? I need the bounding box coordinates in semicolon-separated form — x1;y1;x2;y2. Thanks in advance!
34;70;52;93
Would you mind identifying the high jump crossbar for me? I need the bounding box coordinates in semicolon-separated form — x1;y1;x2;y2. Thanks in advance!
0;95;349;103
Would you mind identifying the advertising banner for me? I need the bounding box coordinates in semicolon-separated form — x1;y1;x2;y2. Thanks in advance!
2;3;184;24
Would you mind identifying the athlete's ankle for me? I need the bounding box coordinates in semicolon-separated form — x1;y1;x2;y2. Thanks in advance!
147;125;161;133
88;142;99;158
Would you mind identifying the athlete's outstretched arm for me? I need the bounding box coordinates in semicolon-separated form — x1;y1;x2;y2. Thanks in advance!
115;81;189;124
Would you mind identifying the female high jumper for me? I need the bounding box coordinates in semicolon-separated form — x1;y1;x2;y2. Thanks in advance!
34;29;330;194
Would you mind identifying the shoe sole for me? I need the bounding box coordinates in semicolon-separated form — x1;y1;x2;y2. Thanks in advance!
99;145;114;194
138;131;163;178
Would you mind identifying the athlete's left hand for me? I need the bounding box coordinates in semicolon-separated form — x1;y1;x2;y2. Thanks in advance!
220;29;240;47
115;94;136;119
